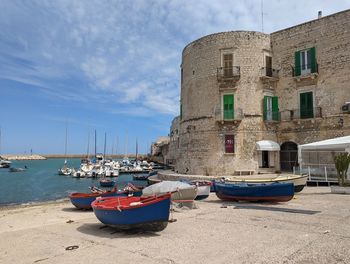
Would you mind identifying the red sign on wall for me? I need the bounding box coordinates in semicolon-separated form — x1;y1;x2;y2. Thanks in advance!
225;135;234;153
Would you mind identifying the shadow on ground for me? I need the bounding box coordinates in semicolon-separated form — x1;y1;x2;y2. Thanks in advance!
61;207;93;213
77;223;162;238
233;205;321;215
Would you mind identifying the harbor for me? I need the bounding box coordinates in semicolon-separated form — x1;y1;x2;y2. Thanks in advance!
1;187;350;264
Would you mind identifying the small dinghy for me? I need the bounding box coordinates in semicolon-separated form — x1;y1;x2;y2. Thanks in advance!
9;167;26;172
99;179;116;187
191;181;212;200
92;193;171;231
69;186;122;209
214;182;294;202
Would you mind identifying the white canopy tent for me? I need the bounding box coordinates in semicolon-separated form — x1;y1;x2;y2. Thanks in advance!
256;140;280;151
299;135;350;151
298;135;350;182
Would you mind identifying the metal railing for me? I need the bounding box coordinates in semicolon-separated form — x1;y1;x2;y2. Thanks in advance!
294;165;338;183
217;66;240;80
260;67;279;78
263;111;280;121
280;107;322;121
292;63;318;77
214;108;244;121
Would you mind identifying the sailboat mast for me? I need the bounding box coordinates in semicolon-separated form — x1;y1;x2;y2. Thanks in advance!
86;131;90;159
64;124;68;157
135;137;138;161
94;130;97;159
103;132;107;160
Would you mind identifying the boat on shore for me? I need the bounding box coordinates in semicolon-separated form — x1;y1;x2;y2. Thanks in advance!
224;174;307;192
142;181;198;202
69;186;121;209
91;193;171;231
191;181;212;200
214;182;294;202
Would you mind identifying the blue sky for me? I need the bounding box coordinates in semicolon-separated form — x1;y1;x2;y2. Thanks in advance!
1;1;350;155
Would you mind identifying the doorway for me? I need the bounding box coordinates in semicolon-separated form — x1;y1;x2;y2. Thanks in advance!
262;151;269;168
280;142;298;171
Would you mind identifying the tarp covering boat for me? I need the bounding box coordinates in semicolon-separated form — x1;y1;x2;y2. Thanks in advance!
142;181;198;201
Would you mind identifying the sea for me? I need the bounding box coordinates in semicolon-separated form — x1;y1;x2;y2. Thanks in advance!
0;158;148;206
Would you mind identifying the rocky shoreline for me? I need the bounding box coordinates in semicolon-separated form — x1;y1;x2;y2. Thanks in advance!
1;155;47;160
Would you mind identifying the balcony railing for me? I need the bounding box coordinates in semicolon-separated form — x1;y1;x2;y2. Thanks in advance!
260;67;279;79
217;66;240;80
263;111;280;121
214;108;244;122
280;107;322;121
292;63;318;77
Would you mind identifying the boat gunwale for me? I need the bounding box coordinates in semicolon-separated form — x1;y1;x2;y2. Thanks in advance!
92;193;171;211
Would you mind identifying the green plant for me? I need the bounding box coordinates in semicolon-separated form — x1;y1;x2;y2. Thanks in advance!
334;153;350;186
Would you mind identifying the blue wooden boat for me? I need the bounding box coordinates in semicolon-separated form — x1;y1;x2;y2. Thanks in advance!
99;179;116;187
91;193;171;231
69;187;124;210
214;182;294;202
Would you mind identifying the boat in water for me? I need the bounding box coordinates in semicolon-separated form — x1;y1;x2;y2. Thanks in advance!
99;179;116;187
224;174;307;192
9;167;26;172
0;159;11;168
92;193;171;231
214;182;294;202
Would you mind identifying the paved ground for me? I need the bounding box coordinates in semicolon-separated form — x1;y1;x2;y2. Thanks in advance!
0;187;350;264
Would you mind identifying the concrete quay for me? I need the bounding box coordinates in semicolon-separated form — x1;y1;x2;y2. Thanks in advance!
0;187;350;264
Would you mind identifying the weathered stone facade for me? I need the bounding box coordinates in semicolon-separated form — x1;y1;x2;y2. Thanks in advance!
167;10;350;176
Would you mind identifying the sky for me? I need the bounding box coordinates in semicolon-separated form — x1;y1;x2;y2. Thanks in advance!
1;0;350;155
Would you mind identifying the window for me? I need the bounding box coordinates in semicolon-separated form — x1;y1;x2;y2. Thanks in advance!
223;94;234;120
294;47;316;76
223;53;233;77
300;92;313;118
263;96;279;121
180;102;182;120
225;135;234;153
265;56;272;77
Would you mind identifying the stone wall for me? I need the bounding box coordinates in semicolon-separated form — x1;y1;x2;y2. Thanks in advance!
178;31;273;175
271;9;350;144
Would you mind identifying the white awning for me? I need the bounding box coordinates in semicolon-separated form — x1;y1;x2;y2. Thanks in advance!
256;140;280;151
299;135;350;151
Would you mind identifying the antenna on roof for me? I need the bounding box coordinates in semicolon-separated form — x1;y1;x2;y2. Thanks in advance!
261;0;264;33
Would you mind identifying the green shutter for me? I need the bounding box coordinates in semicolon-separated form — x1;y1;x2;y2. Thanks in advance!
263;96;268;120
272;96;279;121
223;94;234;120
294;51;301;76
180;103;182;120
310;47;316;73
300;92;313;119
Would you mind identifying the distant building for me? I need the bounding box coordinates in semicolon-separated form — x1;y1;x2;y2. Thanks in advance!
167;9;350;176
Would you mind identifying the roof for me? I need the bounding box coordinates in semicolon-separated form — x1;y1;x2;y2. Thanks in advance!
299;136;350;150
256;140;280;151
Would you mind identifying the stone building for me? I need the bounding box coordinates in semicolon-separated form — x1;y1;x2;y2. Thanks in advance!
166;9;350;176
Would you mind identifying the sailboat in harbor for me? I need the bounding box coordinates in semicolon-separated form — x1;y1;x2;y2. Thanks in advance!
58;124;72;175
0;127;11;168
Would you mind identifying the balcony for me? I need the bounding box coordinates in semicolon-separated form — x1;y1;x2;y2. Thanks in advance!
217;66;240;81
260;67;279;81
214;108;244;124
292;63;318;81
263;111;280;122
280;107;322;121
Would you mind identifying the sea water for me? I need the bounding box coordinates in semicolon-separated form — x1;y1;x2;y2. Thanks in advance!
0;158;148;206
